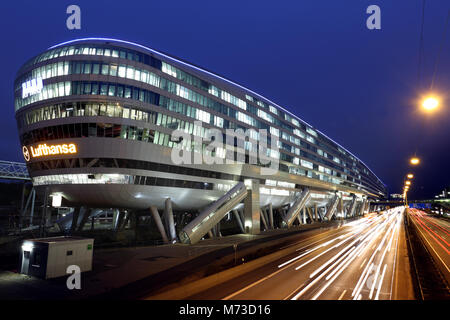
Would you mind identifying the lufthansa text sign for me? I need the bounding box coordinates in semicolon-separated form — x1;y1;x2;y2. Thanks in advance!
22;143;77;161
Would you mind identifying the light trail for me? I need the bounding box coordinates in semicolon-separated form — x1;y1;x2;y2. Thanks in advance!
224;206;406;300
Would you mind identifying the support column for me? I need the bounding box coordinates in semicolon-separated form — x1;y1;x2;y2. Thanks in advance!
338;197;344;219
121;211;130;230
29;188;36;226
150;206;169;244
91;211;95;230
77;207;91;231
165;198;177;242
112;209;120;230
260;209;269;231
306;207;314;223
70;207;80;234
302;207;307;224
217;221;222;237
239;210;245;228
244;179;260;234
314;204;318;222
268;203;274;229
347;196;357;218
234;210;245;233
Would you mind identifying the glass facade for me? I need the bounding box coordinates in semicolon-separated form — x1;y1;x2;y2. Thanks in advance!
15;39;386;198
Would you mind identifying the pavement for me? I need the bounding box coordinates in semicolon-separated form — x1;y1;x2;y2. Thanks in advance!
0;222;343;300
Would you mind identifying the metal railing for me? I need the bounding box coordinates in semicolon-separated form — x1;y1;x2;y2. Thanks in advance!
0;160;30;180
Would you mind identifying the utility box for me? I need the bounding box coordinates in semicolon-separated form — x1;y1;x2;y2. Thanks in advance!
19;236;94;279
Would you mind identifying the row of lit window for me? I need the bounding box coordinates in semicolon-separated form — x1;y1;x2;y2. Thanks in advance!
20;121;366;192
15;80;321;162
17;102;156;128
162;62;247;110
32;173;215;191
17;59;323;156
20;44;161;74
15;59;356;174
18;43;374;180
18;101;353;184
17;62;382;188
18;102;358;188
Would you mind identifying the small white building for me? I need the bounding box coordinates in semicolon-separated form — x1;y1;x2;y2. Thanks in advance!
20;236;94;279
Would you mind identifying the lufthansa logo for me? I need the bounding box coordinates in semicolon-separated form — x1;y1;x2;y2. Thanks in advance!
22;146;30;162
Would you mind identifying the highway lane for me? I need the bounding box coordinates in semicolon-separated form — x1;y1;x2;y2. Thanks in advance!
189;207;407;300
408;208;450;285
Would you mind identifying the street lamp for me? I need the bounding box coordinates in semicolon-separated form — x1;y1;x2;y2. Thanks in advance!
410;157;420;165
407;174;414;179
422;96;439;112
405;181;411;186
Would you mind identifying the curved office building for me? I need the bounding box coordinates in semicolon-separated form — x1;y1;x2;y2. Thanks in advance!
15;38;386;215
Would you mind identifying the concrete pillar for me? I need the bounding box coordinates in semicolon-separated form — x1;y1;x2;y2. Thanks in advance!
302;207;307;224
239;209;245;227
77;208;91;231
216;220;222;237
314;204;318;222
260;209;269;231
347;196;357;217
268;203;274;229
244;179;260;234
306;207;314;223
112;209;121;230
339;197;344;218
91;211;95;230
234;210;245;233
150;206;169;244
319;207;325;221
207;230;214;239
165;198;177;242
211;226;217;238
70;207;80;233
121;211;130;230
29;189;36;226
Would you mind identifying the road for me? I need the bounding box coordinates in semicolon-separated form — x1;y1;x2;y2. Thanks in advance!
408;208;450;286
189;207;411;300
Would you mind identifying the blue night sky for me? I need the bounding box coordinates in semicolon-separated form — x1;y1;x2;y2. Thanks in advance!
0;0;448;199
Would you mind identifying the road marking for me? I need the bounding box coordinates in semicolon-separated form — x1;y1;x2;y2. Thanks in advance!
338;289;347;300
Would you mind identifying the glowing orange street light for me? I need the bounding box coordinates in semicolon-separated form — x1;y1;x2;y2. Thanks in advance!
405;181;411;186
407;174;414;179
410;157;420;165
422;96;439;112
